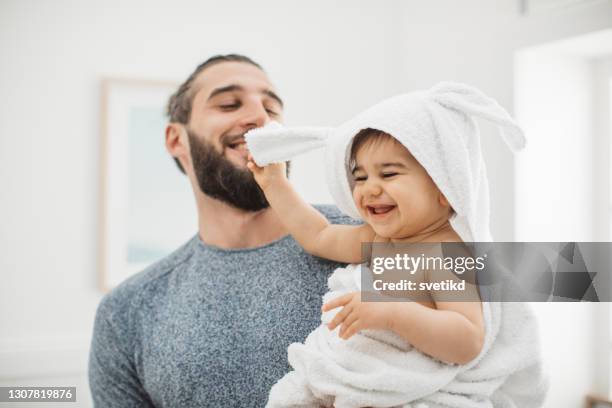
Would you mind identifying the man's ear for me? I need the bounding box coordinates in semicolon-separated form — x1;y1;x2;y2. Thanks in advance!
165;123;190;168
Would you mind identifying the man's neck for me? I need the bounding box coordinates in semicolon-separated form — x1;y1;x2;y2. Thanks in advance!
196;193;288;249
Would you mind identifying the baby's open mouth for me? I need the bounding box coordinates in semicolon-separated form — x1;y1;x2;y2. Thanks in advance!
367;205;396;215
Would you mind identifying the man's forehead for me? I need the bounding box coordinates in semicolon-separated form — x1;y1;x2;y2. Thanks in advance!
192;61;275;98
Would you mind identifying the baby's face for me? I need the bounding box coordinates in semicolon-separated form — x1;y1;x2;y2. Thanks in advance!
351;137;450;240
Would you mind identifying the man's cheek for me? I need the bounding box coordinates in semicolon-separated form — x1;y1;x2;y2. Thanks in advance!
225;148;248;166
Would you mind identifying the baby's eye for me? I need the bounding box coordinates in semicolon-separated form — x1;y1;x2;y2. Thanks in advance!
353;176;367;182
382;172;398;178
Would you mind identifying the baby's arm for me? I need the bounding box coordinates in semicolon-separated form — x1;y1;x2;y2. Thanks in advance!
386;300;484;365
247;160;375;264
324;267;485;365
389;254;485;364
325;295;484;365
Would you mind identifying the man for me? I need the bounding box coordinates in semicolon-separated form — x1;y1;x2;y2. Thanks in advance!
88;54;354;407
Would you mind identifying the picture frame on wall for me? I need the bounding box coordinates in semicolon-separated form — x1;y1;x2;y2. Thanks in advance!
99;78;197;291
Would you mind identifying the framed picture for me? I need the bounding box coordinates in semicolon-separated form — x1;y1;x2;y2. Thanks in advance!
99;78;197;291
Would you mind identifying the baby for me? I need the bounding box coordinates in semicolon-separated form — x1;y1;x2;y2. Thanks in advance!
245;83;547;408
248;128;485;365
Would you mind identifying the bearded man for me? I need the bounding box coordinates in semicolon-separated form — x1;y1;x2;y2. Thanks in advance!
88;55;354;407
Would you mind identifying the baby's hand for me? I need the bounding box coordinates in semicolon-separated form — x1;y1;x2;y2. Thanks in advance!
322;292;394;340
246;155;287;191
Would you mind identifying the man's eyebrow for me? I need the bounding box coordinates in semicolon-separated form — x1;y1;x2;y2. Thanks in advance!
207;84;284;107
207;84;242;100
262;90;284;107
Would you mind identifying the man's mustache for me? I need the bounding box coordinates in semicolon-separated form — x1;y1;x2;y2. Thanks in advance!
221;133;247;148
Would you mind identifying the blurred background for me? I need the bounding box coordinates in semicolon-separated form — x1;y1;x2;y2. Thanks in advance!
1;0;611;406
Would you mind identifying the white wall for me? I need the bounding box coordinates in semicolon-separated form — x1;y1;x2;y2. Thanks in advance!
515;50;594;241
515;49;599;407
593;55;612;241
1;0;611;407
514;30;612;405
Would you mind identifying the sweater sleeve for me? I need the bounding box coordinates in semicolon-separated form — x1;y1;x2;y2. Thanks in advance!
88;295;154;408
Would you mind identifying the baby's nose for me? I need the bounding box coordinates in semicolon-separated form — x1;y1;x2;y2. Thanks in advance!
365;182;383;196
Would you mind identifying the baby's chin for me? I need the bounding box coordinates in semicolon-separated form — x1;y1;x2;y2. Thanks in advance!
370;225;400;241
373;226;419;242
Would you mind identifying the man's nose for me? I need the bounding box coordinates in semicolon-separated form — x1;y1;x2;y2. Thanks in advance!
238;101;270;130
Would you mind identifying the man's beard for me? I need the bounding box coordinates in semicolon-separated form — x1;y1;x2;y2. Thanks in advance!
188;128;286;212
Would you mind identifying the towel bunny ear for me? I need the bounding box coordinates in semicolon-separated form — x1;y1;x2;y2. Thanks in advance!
245;122;333;166
429;82;526;152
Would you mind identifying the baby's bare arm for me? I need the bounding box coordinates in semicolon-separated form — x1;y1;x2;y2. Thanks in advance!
387;300;484;365
387;265;484;365
248;160;375;263
323;290;484;364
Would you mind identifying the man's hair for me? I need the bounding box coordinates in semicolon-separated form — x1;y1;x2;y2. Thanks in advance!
166;54;264;174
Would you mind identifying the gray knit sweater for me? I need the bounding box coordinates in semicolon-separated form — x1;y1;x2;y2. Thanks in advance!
88;205;356;407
